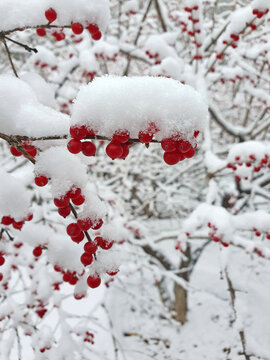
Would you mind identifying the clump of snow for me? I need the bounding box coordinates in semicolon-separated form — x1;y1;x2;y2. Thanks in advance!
0;169;32;221
35;147;88;198
77;186;107;222
0;75;69;137
79;51;99;73
0;0;110;32
71;76;208;143
227;141;267;163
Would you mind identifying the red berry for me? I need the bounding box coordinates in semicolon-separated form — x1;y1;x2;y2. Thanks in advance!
163;151;179;165
138;131;153;143
113;130;130;144
33;246;42;257
67;139;82;154
178;140;191;153
106;141;123;159
80;252;93;266
23;142;37;157
58;206;71;218
119;144;129;159
72;195;85;206
36;28;46;37
87;274;101;288
161;138;177;152
71;23;84;35
87;128;96;136
63;271;72;282
82;141;96;156
107;270;118;276
66;187;81;200
230;33;239;42
91;218;103;230
54;196;69;208
92;31;102;41
77;218;93;231
0;256;5;266
184;146;196;158
69;276;78;285
1;216;13;226
13;221;24;230
96;237;113;250
88;24;99;34
71;231;85;243
70;126;87;140
10;146;22;157
45;8;57;23
35;175;48;187
67;223;81;237
266;234;270;240
74;292;86;300
67;223;81;236
0;273;3;281
84;241;98;254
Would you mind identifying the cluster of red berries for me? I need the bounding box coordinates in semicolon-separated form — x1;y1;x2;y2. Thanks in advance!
67;125;199;165
227;153;269;182
10;141;37;158
252;228;270;240
67;126;97;156
184;4;203;60
34;60;58;71
82;70;96;80
36;8;102;41
83;331;95;344
207;222;228;247
1;213;33;231
145;51;161;65
95;52;118;62
252;8;269;19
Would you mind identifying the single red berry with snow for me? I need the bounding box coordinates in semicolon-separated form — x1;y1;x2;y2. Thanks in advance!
88;24;99;34
58;206;71;218
35;175;48;187
80;253;93;266
178;140;191;153
13;221;24;230
23;142;37;157
82;141;96;156
45;8;57;23
71;231;85;243
92;218;103;230
106;141;123;159
67;187;81;199
163;151;179;165
72;194;85;206
70;126;87;140
138;131;153;143
87;274;101;288
113;130;130;144
161;138;177;152
78;218;93;231
36;28;46;37
96;237;113;250
33;246;42;257
67;223;81;237
84;241;98;254
0;256;5;266
184;146;196;158
71;23;84;35
1;216;13;226
10;146;22;157
67;139;82;154
54;196;69;208
92;31;102;41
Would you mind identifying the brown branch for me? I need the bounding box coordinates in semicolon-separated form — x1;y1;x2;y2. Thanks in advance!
154;0;167;32
1;36;19;77
4;36;38;53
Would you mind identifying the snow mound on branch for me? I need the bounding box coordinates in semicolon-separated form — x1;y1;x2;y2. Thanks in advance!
0;75;69;137
0;0;110;32
71;76;208;143
0;169;32;221
227;141;268;163
35;147;88;198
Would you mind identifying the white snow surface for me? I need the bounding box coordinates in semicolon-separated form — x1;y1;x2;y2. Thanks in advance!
71;76;208;142
0;0;110;32
0;75;69;137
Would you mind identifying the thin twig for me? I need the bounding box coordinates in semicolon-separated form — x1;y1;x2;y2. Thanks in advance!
1;36;19;77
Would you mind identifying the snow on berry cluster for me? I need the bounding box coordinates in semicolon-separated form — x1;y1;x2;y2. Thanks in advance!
0;169;32;232
0;75;68;137
226;141;270;182
0;0;110;34
69;76;208;165
180;204;270;256
34;147;122;289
